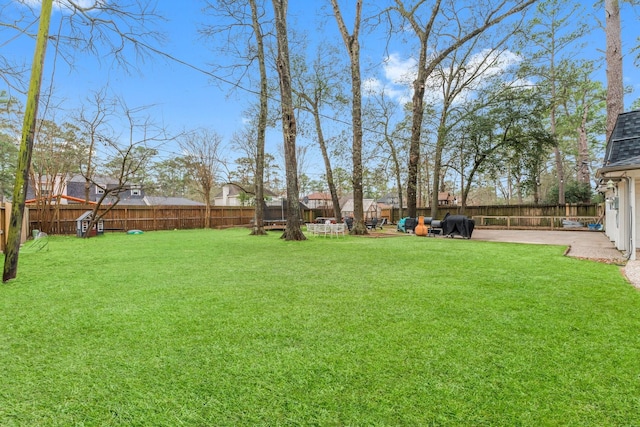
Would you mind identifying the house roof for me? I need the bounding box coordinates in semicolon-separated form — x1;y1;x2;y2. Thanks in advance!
340;198;378;214
68;174;121;185
144;196;205;206
438;192;454;201
306;192;332;200
599;110;640;175
214;183;278;198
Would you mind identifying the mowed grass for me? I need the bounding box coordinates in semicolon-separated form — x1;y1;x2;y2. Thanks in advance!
1;228;640;426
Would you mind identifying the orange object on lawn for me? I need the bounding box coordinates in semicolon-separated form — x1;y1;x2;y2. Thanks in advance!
415;215;428;236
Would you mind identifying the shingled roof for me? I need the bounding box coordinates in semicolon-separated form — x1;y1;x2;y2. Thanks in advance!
599;109;640;174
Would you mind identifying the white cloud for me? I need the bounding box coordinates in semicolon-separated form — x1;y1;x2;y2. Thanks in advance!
382;53;417;86
466;48;521;84
362;54;416;104
365;48;523;107
363;77;383;95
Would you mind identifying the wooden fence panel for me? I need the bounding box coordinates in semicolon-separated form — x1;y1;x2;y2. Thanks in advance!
25;205;256;235
410;203;599;220
0;202;604;239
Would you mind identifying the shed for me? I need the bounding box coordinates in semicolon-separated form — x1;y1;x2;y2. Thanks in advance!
76;211;104;237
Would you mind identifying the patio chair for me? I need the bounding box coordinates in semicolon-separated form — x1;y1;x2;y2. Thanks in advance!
366;218;378;230
315;223;331;237
345;216;354;231
331;223;346;238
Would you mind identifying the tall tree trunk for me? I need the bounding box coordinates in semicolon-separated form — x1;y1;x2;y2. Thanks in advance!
385;135;403;219
407;39;429;219
331;0;366;234
272;0;305;240
552;145;565;204
308;99;341;220
550;86;565;205
250;0;267;236
3;0;53;282
605;0;624;142
396;0;536;217
577;96;591;185
430;114;448;220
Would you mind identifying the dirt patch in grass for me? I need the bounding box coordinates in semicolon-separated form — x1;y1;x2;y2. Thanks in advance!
355;228;410;238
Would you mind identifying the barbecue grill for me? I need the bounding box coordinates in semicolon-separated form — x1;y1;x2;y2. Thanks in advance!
397;214;474;238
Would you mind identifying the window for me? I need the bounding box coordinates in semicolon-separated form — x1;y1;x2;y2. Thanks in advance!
131;185;142;196
96;187;105;195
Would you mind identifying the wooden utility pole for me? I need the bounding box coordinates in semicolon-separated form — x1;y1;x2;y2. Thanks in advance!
3;0;54;282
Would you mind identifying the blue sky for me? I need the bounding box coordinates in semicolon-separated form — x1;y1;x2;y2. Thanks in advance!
4;1;640;173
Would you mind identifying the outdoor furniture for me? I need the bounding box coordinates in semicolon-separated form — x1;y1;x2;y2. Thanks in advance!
307;223;345;238
315;217;337;224
331;223;346;238
366;218;378;230
397;217;417;233
315;223;331;237
345;217;354;231
306;223;316;235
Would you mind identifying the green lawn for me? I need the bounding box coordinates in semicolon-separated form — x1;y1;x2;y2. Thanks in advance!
1;228;639;426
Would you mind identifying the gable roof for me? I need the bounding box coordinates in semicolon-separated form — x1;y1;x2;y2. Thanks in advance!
213;183;278;199
599;109;640;174
306;192;332;200
144;196;205;206
340;197;378;214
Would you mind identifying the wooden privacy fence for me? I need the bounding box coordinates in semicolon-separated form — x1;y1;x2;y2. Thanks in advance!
26;205;256;235
0;202;29;252
0;202;603;241
388;203;601;226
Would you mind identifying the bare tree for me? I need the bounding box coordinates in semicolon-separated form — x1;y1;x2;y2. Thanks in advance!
364;88;408;219
330;0;367;234
248;0;269;235
387;0;537;218
271;0;304;240
29;118;83;233
292;45;347;221
428;23;525;215
0;1;43;96
75;88;117;203
81;103;167;237
201;0;274;235
3;0;167;280
179;129;223;229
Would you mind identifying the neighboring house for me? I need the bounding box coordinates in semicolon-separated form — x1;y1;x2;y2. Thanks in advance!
303;192;333;209
597;109;640;260
26;174;203;206
214;183;279;206
143;196;205;206
438;192;457;206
